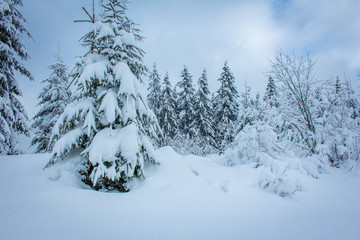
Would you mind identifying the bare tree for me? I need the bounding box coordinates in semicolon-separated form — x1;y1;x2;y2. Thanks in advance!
269;49;317;153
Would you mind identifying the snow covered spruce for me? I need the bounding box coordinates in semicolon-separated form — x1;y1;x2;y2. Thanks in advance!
158;72;178;146
213;61;240;152
0;0;33;155
31;54;70;153
45;0;159;192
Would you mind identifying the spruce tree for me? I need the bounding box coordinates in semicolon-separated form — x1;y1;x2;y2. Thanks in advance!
45;0;159;192
147;63;162;118
213;61;239;151
263;77;279;108
194;69;216;153
261;77;285;136
31;54;70;153
0;0;33;155
177;65;196;138
238;84;259;132
158;72;178;145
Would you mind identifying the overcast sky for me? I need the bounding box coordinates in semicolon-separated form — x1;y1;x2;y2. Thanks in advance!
18;0;360;117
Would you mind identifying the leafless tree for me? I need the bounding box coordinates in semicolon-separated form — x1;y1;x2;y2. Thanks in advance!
269;49;317;153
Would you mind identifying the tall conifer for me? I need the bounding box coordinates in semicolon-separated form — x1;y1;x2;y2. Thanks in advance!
177;65;196;138
0;0;32;154
46;0;159;191
194;69;216;153
159;72;178;145
213;61;239;151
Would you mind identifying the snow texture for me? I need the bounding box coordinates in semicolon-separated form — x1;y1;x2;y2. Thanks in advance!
1;149;360;240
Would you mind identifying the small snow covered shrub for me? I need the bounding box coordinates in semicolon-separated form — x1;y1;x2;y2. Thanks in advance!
223;123;325;197
45;0;159;192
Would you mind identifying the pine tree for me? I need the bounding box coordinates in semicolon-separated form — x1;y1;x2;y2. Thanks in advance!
0;0;33;155
31;54;70;153
194;69;216;153
45;0;159;192
213;61;239;151
158;72;178;145
147;63;162;117
177;65;196;138
261;77;287;137
263;77;279;108
238;84;258;132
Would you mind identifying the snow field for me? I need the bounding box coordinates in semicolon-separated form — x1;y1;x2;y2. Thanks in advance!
0;147;360;240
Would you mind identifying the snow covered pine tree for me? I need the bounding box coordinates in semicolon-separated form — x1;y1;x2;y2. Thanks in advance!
213;61;239;152
45;0;159;191
0;0;33;155
31;54;71;153
147;63;162;119
177;65;196;139
193;69;217;154
147;63;163;145
158;72;178;146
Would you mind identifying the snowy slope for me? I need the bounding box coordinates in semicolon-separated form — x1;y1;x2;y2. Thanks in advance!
0;147;360;240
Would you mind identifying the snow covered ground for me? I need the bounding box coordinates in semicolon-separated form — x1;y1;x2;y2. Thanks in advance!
1;146;360;240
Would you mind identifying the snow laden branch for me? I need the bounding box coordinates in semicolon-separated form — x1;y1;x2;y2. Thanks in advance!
269;49;317;154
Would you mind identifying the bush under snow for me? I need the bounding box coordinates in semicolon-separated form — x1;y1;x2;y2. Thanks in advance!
222;123;326;197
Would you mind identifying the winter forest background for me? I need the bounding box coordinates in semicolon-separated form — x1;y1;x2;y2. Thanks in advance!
1;0;360;239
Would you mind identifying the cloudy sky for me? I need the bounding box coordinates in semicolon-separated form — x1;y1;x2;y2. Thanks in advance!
18;0;360;117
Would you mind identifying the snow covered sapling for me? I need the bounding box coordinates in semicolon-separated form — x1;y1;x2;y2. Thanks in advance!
31;54;71;153
0;0;33;155
46;0;159;191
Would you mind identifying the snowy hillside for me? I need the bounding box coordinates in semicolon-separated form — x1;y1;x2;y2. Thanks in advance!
1;147;360;240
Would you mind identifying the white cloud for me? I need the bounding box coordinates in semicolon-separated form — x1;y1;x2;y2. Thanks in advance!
18;0;360;117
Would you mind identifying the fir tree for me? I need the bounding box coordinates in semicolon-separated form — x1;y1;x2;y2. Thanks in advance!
31;54;70;153
261;77;286;137
0;0;33;155
45;0;159;192
147;63;162;117
194;69;216;153
241;83;252;109
238;84;260;132
263;76;279;108
213;61;239;151
158;72;178;145
177;65;196;138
